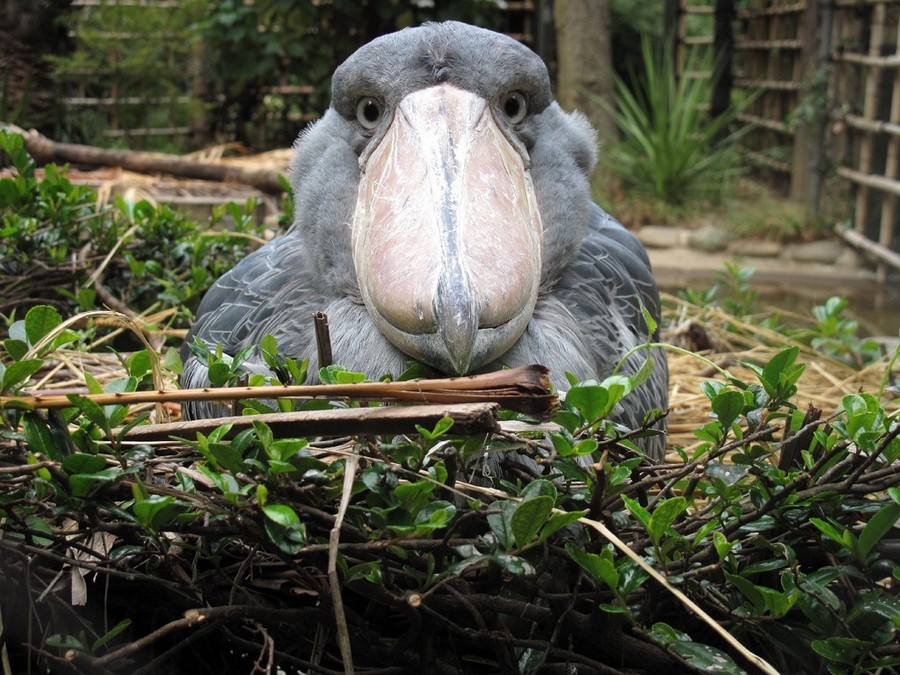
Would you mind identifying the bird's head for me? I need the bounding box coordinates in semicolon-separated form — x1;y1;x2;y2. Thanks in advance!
291;22;597;375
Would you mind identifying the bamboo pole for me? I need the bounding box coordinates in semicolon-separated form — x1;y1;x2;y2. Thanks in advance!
839;227;900;271
0;365;557;417
875;20;900;283
844;113;900;137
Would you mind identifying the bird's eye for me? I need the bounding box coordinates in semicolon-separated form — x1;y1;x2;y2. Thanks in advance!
356;97;383;130
502;91;528;124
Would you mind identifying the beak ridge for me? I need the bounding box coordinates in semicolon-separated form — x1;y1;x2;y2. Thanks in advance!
353;84;542;374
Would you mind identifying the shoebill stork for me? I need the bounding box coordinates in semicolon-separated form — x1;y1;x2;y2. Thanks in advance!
180;21;668;459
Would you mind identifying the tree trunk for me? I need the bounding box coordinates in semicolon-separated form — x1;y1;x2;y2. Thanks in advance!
554;0;615;152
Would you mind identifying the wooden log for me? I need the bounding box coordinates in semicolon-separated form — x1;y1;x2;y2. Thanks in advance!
119;402;502;441
1;125;285;194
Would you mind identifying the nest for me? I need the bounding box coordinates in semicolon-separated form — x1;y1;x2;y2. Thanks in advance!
0;298;897;675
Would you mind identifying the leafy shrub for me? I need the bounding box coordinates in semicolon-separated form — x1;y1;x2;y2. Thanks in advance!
678;261;885;369
46;0;206;151
1;299;897;674
0;130;264;333
604;37;752;204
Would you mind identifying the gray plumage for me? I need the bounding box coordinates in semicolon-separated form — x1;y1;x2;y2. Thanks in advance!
180;22;668;459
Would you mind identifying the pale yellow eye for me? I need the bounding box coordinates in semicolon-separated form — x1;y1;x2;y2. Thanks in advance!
356;97;383;129
502;91;527;124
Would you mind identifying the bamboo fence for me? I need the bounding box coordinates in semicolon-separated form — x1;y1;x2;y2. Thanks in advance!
673;0;900;282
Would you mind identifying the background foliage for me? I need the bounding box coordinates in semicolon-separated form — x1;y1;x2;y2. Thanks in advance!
0;129;267;332
39;0;507;151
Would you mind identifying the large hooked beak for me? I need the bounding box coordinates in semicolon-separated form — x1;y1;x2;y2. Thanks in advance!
352;84;543;375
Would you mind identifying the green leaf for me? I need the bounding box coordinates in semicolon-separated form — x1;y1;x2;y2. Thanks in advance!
520;479;557;502
3;338;28;361
413;501;457;534
810;518;854;550
549;432;574;456
263;514;306;555
538;509;586;543
67;394;110;433
811;637;872;665
640;300;658;336
91;619;132;653
62;453;107;475
572;438;599;456
207;361;232;387
566;385;609;422
711;389;744;430
319;365;366;384
486;500;517;550
68;468;120;498
858;503;900;561
251;420;274;448
724;572;765;613
262;503;300;528
2;358;43;392
126;350;152;379
565;543;618;589
759;345;804;399
24;305;62;347
162;347;183;375
650;623;744;674
260;333;278;363
209;442;245;474
83;371;104;395
621;494;651;530
416;416;454;440
647;496;687;545
23;412;61;459
599;375;632;405
22;515;54;547
511;495;554;548
491;553;535;577
133;495;184;531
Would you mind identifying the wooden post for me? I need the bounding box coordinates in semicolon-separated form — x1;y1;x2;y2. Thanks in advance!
790;0;821;206
710;0;735;121
664;0;680;69
807;0;833;219
854;2;887;234
554;0;615;169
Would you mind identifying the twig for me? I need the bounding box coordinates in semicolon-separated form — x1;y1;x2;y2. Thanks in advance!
85;224;139;288
119;402;501;441
578;514;780;675
314;311;333;368
69;605;311;670
329;449;359;674
0;461;56;475
0;601;11;675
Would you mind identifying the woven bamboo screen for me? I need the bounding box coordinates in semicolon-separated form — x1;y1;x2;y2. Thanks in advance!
830;0;900;281
674;0;900;281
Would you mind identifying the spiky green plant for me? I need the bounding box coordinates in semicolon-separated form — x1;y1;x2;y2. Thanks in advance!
604;38;752;204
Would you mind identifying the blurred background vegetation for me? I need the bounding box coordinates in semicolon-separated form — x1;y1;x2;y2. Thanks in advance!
1;0;673;152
